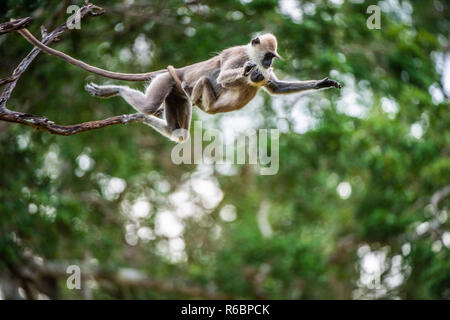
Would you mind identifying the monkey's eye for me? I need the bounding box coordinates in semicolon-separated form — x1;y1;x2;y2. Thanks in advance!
251;37;260;46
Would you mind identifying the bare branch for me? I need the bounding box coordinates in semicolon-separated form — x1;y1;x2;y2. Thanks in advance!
0;3;151;136
0;76;18;87
0;17;32;35
0;3;172;135
0;3;103;113
0;109;153;136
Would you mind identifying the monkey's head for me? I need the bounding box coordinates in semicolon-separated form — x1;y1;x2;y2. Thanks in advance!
248;33;282;69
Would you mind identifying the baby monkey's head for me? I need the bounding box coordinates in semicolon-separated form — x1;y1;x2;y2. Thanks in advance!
250;68;266;84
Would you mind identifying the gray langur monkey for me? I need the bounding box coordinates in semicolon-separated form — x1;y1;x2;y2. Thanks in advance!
84;33;342;142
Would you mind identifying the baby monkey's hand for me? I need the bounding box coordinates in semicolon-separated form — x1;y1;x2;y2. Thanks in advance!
243;61;257;77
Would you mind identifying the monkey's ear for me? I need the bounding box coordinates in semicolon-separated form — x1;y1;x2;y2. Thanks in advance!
251;37;260;46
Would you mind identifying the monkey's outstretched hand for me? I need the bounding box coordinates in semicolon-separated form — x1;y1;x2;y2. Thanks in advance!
315;77;342;89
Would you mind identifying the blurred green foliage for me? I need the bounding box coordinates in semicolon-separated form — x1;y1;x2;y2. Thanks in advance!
0;0;449;299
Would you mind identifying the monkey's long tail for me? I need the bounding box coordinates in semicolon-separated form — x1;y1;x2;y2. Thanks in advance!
17;28;166;81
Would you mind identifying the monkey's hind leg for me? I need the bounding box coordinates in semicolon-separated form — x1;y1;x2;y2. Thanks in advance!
190;76;217;112
85;73;174;115
143;92;192;143
85;83;121;98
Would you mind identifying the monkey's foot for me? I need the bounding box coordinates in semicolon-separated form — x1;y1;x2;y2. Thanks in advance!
315;77;342;89
85;82;120;98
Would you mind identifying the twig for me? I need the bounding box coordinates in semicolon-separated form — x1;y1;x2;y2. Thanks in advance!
0;76;18;87
0;17;32;35
0;110;152;136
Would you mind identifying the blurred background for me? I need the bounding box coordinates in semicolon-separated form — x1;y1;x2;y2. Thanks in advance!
0;0;449;299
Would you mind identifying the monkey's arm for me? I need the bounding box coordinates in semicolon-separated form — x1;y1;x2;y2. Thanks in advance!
264;74;341;95
217;69;247;88
217;58;255;88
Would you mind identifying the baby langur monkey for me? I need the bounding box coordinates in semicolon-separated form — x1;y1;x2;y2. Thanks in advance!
186;60;268;114
86;33;341;142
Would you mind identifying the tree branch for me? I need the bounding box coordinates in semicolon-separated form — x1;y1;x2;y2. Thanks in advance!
0;17;32;35
0;2;164;135
0;3;103;111
0;110;153;136
0;76;18;87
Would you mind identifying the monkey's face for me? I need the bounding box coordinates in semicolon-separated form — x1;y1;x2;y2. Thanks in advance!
261;52;277;68
249;34;282;69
